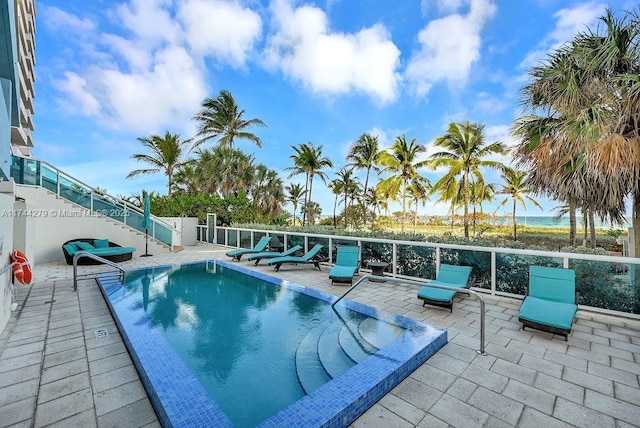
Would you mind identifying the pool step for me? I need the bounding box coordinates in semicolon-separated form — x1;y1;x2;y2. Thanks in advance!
317;322;356;379
295;325;332;395
338;320;378;363
358;317;407;350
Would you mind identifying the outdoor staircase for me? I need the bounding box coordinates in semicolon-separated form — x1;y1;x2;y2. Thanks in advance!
294;312;406;394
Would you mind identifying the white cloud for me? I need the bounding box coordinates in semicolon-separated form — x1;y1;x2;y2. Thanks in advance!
45;0;265;136
116;0;181;46
405;0;497;97
40;5;96;34
519;2;606;69
54;72;101;116
178;0;262;67
474;92;507;114
264;0;401;104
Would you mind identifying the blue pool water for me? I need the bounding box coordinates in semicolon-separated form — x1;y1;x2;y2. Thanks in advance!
98;260;447;427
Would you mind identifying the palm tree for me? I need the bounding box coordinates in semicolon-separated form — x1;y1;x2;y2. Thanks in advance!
376;135;428;232
285;183;306;226
192;89;266;150
429;121;506;239
407;177;430;231
195;146;255;197
127;131;188;196
515;9;640;254
347;133;380;226
497;168;543;240
285;143;334;226
251;165;285;218
469;180;496;235
328;179;342;228
333;167;361;228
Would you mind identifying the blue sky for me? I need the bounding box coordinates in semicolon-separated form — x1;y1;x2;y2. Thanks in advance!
32;0;633;218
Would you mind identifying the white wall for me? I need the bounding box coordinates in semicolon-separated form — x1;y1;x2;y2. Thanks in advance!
0;190;15;334
160;217;198;247
15;185;171;263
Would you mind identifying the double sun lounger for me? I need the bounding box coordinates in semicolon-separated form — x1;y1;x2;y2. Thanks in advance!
417;263;578;340
228;240;577;341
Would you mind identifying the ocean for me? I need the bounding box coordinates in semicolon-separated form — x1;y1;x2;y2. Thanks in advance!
494;216;631;229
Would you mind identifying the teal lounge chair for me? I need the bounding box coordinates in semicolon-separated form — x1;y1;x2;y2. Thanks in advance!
417;264;472;312
246;245;303;265
519;266;578;341
226;236;272;261
266;244;324;272
329;246;360;285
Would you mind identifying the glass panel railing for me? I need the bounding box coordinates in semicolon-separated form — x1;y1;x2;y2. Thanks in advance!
154;222;173;246
361;241;393;272
440;248;491;290
496;254;563;295
396;244;436;279
41;165;57;193
10;155;174;248
238;230;252;248
227;230;238;247
11;156;39;185
569;259;639;313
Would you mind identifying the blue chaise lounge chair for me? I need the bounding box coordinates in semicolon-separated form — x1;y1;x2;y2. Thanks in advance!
329;245;360;285
519;266;578;341
266;244;324;272
417;264;472;312
246;245;303;265
226;236;272;261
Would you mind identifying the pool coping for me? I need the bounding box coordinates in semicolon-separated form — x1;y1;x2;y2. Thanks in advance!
97;259;448;427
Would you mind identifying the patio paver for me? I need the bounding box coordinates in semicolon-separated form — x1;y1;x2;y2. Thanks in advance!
0;243;638;427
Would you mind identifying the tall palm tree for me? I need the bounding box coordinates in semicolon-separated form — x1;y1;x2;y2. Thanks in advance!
127;131;188;196
333;167;361;228
328;179;342;228
285;143;334;226
251;165;285;218
515;9;640;254
497;168;543;240
469;179;496;235
376;135;428;232
192;89;266;150
195;146;255;197
429;121;506;239
347;133;380;226
285;183;306;226
407;176;430;231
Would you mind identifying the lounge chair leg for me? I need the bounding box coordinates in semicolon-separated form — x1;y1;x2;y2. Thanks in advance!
274;264;281;272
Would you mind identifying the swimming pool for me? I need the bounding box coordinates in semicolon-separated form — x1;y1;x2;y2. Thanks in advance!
97;260;447;427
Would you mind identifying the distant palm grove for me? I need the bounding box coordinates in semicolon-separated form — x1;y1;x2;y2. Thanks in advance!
126;9;639;256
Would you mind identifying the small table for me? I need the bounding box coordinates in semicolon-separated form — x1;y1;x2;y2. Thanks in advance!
368;262;389;282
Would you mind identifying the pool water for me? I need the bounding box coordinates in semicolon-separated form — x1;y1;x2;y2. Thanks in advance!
99;260;447;427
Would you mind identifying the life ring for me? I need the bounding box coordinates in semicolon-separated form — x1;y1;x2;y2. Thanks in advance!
11;250;32;285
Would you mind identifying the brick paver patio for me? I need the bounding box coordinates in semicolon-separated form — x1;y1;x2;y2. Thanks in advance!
1;243;638;427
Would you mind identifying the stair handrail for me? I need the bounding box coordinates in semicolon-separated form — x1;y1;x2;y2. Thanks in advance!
73;252;125;291
331;274;488;356
12;155;178;232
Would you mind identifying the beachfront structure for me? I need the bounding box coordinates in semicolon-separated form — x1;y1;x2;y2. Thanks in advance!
0;0;36;332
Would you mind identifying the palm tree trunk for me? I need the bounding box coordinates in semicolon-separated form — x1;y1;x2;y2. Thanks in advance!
401;180;407;232
463;171;469;239
632;191;640;284
344;190;348;228
512;199;517;240
307;173;314;226
362;169;370;226
332;195;337;228
569;203;577;249
589;209;596;249
582;208;588;247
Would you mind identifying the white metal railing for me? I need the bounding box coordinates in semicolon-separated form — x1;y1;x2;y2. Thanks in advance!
11;155;179;247
199;224;640;319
